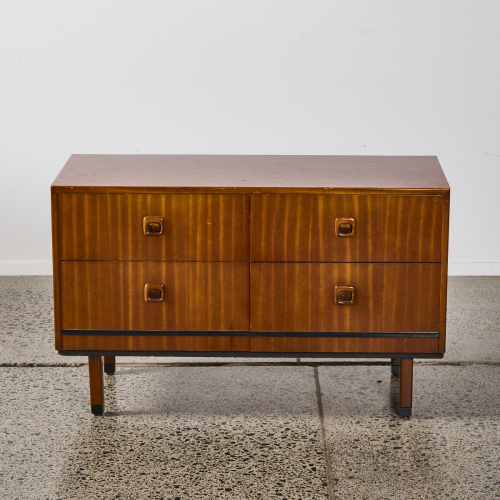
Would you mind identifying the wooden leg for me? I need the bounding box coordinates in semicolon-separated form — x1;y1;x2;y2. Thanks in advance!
398;358;413;417
391;358;400;376
89;356;104;415
103;355;116;375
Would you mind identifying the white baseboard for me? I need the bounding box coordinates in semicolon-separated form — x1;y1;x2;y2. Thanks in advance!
448;262;500;276
0;261;499;277
0;261;53;276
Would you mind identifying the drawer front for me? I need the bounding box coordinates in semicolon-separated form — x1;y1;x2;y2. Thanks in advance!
60;261;249;331
250;263;441;332
250;195;442;262
62;334;250;352
59;194;249;261
250;337;439;353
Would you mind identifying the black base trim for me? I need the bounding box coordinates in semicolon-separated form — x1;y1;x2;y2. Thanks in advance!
104;364;115;375
59;350;444;359
91;404;104;415
391;365;400;376
62;329;439;338
399;407;412;417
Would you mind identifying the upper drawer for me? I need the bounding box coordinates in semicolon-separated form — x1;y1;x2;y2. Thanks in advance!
58;194;249;261
250;195;443;262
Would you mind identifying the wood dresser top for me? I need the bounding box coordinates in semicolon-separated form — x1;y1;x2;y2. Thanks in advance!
52;155;449;194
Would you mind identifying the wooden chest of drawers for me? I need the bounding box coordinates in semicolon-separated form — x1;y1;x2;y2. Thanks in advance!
52;155;450;417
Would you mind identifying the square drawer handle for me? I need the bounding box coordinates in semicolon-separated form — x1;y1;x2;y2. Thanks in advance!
144;283;165;302
335;285;356;305
143;216;164;236
335;217;356;237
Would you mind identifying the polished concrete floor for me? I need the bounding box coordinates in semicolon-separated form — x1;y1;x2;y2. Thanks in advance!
0;276;499;499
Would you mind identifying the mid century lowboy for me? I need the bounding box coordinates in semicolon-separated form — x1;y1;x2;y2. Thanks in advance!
51;155;450;417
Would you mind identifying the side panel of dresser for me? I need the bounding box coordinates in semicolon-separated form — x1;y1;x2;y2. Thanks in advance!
439;191;450;353
51;188;62;349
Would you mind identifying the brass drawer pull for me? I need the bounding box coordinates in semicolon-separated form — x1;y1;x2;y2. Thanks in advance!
143;216;164;236
335;285;355;304
335;217;355;237
144;283;165;302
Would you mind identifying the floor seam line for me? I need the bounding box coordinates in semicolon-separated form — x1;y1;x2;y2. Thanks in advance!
2;361;500;368
314;366;335;500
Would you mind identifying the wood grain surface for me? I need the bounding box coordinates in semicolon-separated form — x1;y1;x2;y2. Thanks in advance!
52;156;450;361
52;155;450;194
439;191;450;352
63;335;250;352
250;195;443;262
88;356;104;405
250;263;441;332
399;358;414;408
60;262;249;331
51;190;62;348
250;336;438;353
58;193;249;261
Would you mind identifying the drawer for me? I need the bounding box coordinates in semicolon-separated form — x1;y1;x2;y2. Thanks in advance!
250;263;441;332
250;337;439;354
58;194;249;261
60;261;249;331
62;334;250;352
250;195;442;262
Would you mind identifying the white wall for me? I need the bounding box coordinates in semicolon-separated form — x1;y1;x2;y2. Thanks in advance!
1;1;499;275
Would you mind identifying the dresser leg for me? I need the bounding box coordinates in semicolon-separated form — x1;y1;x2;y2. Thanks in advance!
89;356;104;415
103;356;116;375
398;358;413;417
391;358;400;376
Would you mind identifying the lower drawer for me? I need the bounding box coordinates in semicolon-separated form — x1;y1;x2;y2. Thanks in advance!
60;261;249;331
250;336;439;353
250;263;441;333
61;334;250;352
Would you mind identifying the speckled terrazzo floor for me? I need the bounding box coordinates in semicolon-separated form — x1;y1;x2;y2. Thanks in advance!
319;364;500;499
1;366;327;499
1;276;499;499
